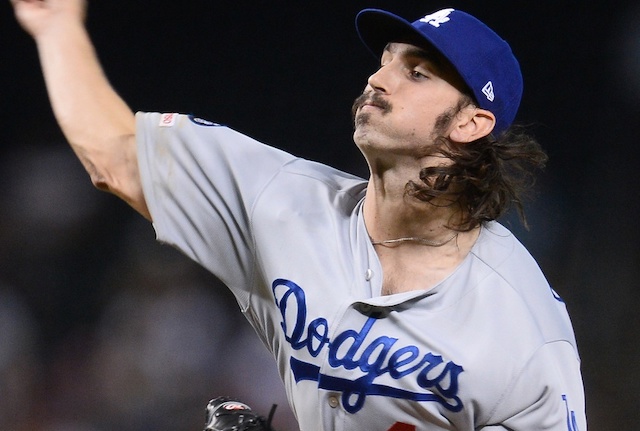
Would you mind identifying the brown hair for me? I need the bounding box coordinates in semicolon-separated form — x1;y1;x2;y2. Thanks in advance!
406;113;548;231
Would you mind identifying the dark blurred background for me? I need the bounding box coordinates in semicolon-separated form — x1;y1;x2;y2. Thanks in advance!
1;1;638;430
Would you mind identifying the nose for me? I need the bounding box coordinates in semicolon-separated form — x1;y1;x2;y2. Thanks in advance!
367;64;394;94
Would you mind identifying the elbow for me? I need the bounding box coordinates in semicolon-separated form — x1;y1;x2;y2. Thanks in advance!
84;143;151;221
89;168;127;196
85;158;112;192
80;152;115;193
91;174;112;193
74;132;150;219
79;133;136;195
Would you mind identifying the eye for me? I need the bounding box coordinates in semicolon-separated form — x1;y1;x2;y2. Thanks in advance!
409;69;428;80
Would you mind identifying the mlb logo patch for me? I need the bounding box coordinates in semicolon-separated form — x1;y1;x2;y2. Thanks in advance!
159;113;178;127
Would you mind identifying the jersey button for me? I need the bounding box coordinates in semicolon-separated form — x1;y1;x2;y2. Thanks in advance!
365;269;374;281
328;396;339;408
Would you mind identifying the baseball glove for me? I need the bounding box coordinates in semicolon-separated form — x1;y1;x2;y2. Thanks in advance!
203;396;278;431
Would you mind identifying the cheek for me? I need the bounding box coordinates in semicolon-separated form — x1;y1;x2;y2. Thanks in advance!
403;92;459;131
396;104;439;135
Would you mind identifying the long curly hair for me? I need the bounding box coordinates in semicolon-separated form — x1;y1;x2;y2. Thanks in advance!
406;104;548;231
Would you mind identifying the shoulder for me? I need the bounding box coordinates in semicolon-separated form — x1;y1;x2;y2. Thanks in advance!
252;158;368;231
468;221;578;348
280;158;367;194
471;222;549;294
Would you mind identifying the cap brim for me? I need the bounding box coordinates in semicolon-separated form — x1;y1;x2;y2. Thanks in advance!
356;9;436;59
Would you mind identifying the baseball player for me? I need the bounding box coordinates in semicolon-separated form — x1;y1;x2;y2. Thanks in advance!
12;1;587;430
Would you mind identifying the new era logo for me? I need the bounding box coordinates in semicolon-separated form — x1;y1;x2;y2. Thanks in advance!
482;81;495;102
419;8;455;28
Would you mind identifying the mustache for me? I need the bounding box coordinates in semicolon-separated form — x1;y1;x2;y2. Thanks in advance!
351;92;392;120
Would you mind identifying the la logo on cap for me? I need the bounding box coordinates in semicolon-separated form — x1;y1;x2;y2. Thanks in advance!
419;8;454;28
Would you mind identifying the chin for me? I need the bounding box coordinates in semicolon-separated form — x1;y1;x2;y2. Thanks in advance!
354;111;371;127
352;124;370;146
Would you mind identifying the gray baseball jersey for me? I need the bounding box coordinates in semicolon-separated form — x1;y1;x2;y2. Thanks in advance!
136;112;586;431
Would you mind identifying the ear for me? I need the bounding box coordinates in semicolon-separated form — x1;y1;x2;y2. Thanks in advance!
448;107;496;143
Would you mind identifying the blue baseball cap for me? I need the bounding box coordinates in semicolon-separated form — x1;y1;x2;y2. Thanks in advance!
356;8;522;136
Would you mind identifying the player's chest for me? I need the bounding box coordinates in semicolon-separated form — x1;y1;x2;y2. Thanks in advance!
266;267;532;430
271;278;468;410
378;261;457;296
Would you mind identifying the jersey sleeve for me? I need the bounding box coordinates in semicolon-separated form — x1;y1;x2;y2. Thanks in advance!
135;112;298;304
485;341;586;430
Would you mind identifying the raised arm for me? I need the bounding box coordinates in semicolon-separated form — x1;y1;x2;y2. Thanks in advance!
11;0;150;220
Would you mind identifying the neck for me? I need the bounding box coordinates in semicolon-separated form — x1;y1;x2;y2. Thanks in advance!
363;173;463;245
